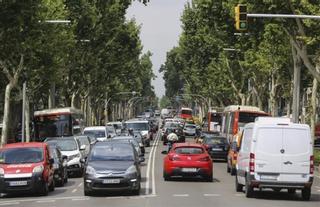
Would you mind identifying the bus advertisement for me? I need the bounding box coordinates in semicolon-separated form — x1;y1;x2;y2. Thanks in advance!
207;111;222;133
33;107;84;142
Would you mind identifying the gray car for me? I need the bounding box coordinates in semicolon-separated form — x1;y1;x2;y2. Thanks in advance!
83;142;141;196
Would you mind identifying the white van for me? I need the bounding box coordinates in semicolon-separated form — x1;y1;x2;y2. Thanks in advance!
235;117;314;200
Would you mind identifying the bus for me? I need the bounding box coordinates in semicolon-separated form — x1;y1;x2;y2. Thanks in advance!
179;107;193;120
207;110;222;133
33;107;84;142
221;105;269;142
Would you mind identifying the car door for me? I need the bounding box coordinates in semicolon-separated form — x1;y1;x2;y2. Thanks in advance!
254;127;282;180
280;127;311;182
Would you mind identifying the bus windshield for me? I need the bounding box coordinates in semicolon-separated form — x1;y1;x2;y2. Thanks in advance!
181;110;192;115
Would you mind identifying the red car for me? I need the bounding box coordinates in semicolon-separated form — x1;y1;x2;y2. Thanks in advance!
0;142;55;196
163;143;213;181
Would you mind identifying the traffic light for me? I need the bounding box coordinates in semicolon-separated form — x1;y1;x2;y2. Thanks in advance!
235;4;247;31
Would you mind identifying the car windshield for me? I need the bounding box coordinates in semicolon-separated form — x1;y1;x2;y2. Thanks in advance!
185;125;196;129
47;139;78;151
204;137;227;145
0;147;43;164
84;130;106;138
126;123;148;131
165;122;179;128
89;144;134;161
175;147;203;155
106;127;115;133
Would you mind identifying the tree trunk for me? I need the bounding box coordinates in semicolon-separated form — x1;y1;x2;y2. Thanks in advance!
1;83;13;146
48;82;56;109
25;96;30;142
310;64;319;140
71;92;76;108
291;42;301;123
269;73;278;116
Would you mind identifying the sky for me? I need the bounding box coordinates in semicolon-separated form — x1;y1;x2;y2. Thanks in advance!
126;0;188;98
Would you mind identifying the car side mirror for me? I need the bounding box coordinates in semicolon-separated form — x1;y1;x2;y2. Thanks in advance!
49;158;54;165
80;158;86;164
161;150;168;155
80;145;86;151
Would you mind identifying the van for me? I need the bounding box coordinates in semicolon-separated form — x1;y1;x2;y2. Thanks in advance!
0;142;55;196
235;117;313;200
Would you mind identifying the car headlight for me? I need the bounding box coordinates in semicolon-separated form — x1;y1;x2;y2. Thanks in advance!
0;168;4;176
86;166;96;175
126;165;137;174
33;165;44;173
68;153;81;161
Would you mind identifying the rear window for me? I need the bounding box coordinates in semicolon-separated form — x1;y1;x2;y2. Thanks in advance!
0;147;44;164
84;130;106;138
174;147;204;155
181;110;192;115
204;137;227;145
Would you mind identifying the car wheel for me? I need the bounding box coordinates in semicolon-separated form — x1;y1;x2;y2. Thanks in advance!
39;182;49;196
288;189;296;194
163;171;171;181
245;177;254;198
57;178;64;187
205;175;213;182
84;188;93;196
235;175;243;192
49;179;55;192
132;183;141;195
301;187;311;201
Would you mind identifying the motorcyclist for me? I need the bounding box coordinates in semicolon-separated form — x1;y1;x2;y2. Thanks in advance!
166;129;179;152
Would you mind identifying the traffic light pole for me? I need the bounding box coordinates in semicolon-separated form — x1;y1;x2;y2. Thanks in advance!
247;14;320;19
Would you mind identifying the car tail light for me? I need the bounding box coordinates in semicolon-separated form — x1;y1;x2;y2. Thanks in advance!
249;153;255;174
199;156;210;162
310;155;314;175
169;156;180;161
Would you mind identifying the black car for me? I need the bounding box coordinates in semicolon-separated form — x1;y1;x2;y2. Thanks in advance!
49;146;68;186
202;135;229;161
83;142;141;196
163;127;185;145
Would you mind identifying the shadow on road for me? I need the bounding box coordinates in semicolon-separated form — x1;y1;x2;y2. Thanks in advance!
166;176;220;183
246;190;320;202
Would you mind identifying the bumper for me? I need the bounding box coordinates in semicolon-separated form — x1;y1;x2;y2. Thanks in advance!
184;132;196;136
248;175;314;189
84;176;140;192
67;159;83;173
165;162;212;177
0;173;45;194
208;151;228;159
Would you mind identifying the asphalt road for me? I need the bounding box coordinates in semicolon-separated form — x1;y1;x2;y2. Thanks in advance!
1;133;320;207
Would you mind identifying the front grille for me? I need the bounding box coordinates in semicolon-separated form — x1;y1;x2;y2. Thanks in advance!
93;182;129;188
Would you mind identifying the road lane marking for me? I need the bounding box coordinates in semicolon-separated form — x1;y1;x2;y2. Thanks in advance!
151;132;160;195
36;200;56;203
204;194;221;197
145;132;158;195
315;186;320;189
78;182;83;187
173;194;189;197
0;202;20;206
72;198;89;201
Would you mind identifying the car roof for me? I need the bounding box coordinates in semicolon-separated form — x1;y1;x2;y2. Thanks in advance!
94;141;134;148
3;142;47;149
45;137;76;141
84;126;106;130
172;143;203;148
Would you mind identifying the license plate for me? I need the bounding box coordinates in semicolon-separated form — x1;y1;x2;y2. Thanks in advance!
211;148;223;151
9;181;28;186
181;168;197;172
260;175;277;180
102;179;120;184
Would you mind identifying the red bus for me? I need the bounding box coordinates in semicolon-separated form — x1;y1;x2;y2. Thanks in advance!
33;107;84;142
179;107;193;120
221;105;269;142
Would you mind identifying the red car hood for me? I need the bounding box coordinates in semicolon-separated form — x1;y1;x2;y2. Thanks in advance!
0;163;40;174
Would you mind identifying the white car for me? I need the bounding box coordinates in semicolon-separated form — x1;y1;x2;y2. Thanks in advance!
183;124;197;136
45;137;86;177
125;120;151;147
107;121;123;135
83;126;109;141
235;117;313;200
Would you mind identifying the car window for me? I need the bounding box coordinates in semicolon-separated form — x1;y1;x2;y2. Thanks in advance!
89;144;134;161
204;137;227;145
84;130;106;138
0;147;44;164
78;137;90;146
174;147;204;155
47;139;78;151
